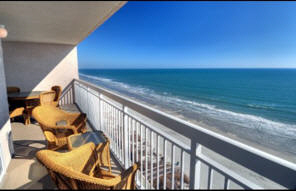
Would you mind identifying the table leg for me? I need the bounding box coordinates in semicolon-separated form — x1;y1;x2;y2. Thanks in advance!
24;111;31;125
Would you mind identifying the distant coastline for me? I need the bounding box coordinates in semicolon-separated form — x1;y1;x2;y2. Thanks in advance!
79;67;296;70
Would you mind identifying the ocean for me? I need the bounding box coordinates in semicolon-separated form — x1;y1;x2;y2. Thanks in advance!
79;68;296;159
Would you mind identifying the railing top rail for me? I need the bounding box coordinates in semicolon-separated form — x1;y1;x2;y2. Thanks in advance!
74;78;296;188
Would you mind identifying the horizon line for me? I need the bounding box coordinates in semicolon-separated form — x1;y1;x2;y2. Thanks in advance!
78;67;296;70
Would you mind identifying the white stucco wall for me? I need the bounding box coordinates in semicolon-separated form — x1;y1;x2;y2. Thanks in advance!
2;41;78;92
0;36;13;185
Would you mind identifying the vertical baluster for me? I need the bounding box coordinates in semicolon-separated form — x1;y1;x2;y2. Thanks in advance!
109;105;112;147
128;116;131;166
65;90;67;105
113;107;116;152
171;144;175;190
136;121;139;183
105;102;108;136
180;149;185;189
150;131;154;189
123;106;129;169
207;167;212;189
116;108;119;157
111;106;114;149
110;105;113;146
140;124;143;187
69;89;71;104
145;128;148;188
189;142;202;189
68;90;70;105
224;177;229;190
86;87;89;116
119;109;122;161
117;109;120;159
132;119;135;165
101;101;104;131
163;139;167;190
97;95;100;131
69;87;72;104
71;88;73;104
103;102;107;135
108;104;111;145
99;95;102;131
136;122;139;162
110;105;113;151
104;101;107;133
107;104;110;142
114;108;117;154
156;135;160;190
72;84;74;104
120;109;123;162
67;90;69;105
68;90;70;104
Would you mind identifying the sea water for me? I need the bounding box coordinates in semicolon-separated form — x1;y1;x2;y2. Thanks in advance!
79;68;296;159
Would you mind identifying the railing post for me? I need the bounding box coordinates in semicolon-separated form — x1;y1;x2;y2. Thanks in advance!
86;87;90;116
123;106;129;169
189;141;202;189
72;80;75;104
71;80;75;104
99;94;103;131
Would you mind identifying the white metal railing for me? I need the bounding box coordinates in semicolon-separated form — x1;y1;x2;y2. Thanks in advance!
59;79;296;189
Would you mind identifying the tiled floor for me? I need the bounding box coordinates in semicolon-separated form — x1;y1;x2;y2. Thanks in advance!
0;104;122;189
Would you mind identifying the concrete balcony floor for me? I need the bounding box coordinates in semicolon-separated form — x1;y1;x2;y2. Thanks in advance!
0;104;122;189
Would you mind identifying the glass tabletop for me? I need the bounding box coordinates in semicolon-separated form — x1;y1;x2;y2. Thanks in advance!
69;131;107;149
8;91;43;98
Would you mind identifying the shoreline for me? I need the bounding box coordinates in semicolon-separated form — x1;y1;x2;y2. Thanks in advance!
150;100;296;164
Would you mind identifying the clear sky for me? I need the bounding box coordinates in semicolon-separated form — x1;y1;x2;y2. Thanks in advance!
78;1;296;69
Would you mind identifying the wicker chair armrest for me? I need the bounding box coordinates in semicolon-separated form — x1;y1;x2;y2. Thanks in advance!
116;162;140;189
59;110;86;119
68;113;87;124
43;131;58;144
93;168;117;179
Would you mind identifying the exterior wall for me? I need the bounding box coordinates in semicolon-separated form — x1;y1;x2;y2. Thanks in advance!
2;41;78;91
0;34;13;184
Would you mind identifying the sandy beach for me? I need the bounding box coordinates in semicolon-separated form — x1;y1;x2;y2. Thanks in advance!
125;98;287;189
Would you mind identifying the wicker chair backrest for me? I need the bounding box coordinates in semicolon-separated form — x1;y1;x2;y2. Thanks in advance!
40;91;56;106
7;86;20;94
51;85;62;102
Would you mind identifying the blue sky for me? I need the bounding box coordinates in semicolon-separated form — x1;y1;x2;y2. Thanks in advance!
78;1;296;69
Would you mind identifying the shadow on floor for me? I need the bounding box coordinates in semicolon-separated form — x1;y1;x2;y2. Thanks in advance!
16;160;56;190
17;175;55;190
13;140;47;160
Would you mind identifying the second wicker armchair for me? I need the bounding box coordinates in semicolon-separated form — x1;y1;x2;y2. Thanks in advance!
36;142;140;190
32;105;87;150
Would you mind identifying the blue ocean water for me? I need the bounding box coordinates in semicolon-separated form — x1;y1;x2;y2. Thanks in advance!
79;69;296;156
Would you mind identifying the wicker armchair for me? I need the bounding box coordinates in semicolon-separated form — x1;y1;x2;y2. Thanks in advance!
51;85;62;107
9;107;25;119
32;105;87;150
36;142;140;190
7;86;26;121
40;91;57;106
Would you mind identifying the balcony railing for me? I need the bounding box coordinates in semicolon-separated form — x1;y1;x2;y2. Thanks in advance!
59;79;296;189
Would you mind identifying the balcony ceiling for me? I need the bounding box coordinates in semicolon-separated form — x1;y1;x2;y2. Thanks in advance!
0;1;126;45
